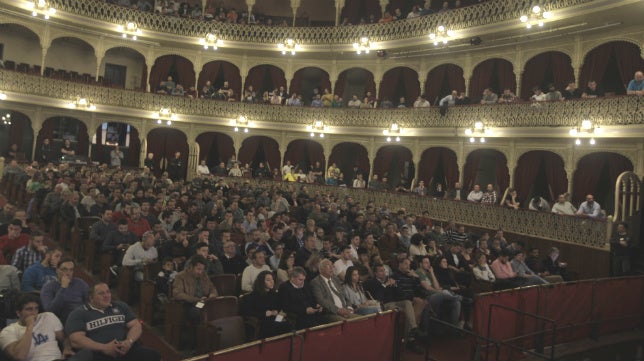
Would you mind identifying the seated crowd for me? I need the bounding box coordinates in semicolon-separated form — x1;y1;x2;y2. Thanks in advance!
0;155;578;357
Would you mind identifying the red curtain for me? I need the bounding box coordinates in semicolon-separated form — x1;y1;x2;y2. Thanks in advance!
328;142;370;180
513;151;567;202
36;117;89;158
379;67;420;103
149;55;196;91
141;63;148;92
198;61;242;99
417;147;459;188
373;145;413;184
469;58;516;97
238;136;281;171
283;139;325;172
425;64;465;105
520;52;574;99
579;41;644;90
196;132;235;168
335;68;376;100
146;128;189;177
289;67;331;98
7;112;31;154
463;149;509;194
244;65;287;94
572;152;633;204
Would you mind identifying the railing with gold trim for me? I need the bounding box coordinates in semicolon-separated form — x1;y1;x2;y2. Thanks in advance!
227;177;610;248
2;70;643;130
43;0;592;44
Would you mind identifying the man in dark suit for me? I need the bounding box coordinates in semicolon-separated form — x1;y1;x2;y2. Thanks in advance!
310;259;356;323
278;266;323;329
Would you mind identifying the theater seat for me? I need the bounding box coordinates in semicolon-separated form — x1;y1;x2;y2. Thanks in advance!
210;274;237;296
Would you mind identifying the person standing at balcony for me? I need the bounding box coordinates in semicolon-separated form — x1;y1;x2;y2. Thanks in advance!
143;153;155;171
480;88;498;104
397;97;407;108
466;184;483;202
627;71;644;96
581;80;604;98
576;194;602;219
110;145;124;168
326;163;340;185
562;81;581;100
413;95;430;108
347;95;361;108
277;86;289;105
480;184;497;205
168;152;184;181
610;222;632;276
39;138;53;164
498;88;517;103
60;139;75;157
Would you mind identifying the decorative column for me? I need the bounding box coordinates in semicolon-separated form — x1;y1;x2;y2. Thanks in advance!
187;142;199;181
379;0;388;15
419;78;426;96
40;47;48;76
31;108;44;160
367;137;376;182
245;0;256;22
374;78;382;100
139;137;147;168
279;131;288;168
638;142;644;177
95;53;104;82
334;0;345;26
290;0;301;27
412;139;421;187
506;141;516;188
40;24;51;76
145;61;153;92
515;72;522;99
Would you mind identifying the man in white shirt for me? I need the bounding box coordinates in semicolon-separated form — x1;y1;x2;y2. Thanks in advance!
281;160;293;176
0;293;73;361
347;95;362;108
122;231;158;267
333;245;354;280
240;250;271;292
196;160;210;176
551;194;577;215
413;95;430;108
467;184;483;202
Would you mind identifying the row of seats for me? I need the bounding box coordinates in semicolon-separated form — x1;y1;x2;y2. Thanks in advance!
2;61;126;88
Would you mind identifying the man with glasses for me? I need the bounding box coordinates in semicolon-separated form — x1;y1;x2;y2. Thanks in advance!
40;258;89;323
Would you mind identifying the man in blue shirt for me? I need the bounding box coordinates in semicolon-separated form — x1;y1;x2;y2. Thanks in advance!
21;247;61;293
41;258;89;322
576;194;602;219
627;71;644;96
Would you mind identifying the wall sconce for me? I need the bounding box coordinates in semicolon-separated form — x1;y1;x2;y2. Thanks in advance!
570;119;601;145
306;120;327;138
117;22;142;40
230;115;252;132
153;108;177;125
1;113;11;125
520;5;551;28
278;38;302;55
429;25;455;46
464;121;491;143
200;33;223;50
352;37;372;55
29;0;56;19
67;97;96;111
383;122;402;142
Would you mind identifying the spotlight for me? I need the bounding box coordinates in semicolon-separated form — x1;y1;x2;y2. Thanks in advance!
470;36;482;46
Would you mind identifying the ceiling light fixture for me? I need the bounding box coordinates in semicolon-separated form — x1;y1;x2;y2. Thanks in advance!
67;97;96;111
1;112;11;125
117;22;142;40
306;120;327;138
0;92;6;101
520;5;551;28
570;119;601;146
464;121;491;143
429;25;455;46
199;33;223;50
277;38;302;55
383;122;402;142
230;115;252;132
29;0;56;19
152;108;177;125
352;37;372;55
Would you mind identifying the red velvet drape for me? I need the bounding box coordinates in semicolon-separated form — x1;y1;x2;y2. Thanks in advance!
579;41;644;90
283;139;325;172
197;61;241;99
244;65;287;95
373;145;413;186
36;117;89;158
463;149;509;194
141;63;148;92
146;128;189;177
334;68;376;100
238;136;281;171
340;0;381;24
379;67;420;104
520;52;574;99
328;142;370;181
196;132;235;168
425;64;465;105
149;55;196;90
469;58;516;98
289;67;331;100
572;152;633;205
417;147;459;188
513;151;567;203
7;112;32;156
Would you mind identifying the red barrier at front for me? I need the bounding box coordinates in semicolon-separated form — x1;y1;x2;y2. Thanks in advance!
541;282;593;343
342;313;396;361
593;277;644;336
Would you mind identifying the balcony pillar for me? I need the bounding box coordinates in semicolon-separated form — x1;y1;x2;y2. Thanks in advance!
463;75;471;97
379;0;388;15
290;0;300;26
40;47;48;76
565;167;574;196
412;139;421;188
245;0;255;22
334;0;345;26
375;78;382;100
146;62;153;92
515;72;522;99
420;78;426;97
31;110;44;161
95;53;104;83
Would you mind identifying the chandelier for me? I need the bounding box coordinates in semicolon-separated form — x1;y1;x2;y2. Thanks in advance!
306;120;327;138
0;92;6;101
152;108;177;125
117;22;142;40
277;38;302;55
464;121;491;143
383;122;402;142
1;113;10;125
67;97;96;111
29;0;56;19
230;115;252;133
520;5;551;28
570;119;601;145
429;25;454;46
352;37;372;55
199;33;223;50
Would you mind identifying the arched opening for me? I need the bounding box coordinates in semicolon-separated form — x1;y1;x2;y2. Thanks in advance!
573;152;633;214
469;58;516;100
579;41;644;95
0;111;34;161
379;67;420;107
146;128;189;178
520;51;574;100
417;147;459;192
0;24;41;74
195;132;235;168
101;47;147;90
290;67;331;105
463;149;509;197
283;139;325;175
238;136;281;174
514;151;567;206
91;122;141;167
149;55;196;94
45;37;96;80
328;142;370;185
36;117;89;160
340;0;381;25
197;60;242;100
373;145;414;189
335;68;376;105
244;64;287;99
425;64;465;105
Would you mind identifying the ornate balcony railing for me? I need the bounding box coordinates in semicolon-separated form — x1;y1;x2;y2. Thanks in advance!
232;177;610;248
46;0;592;44
1;70;643;130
